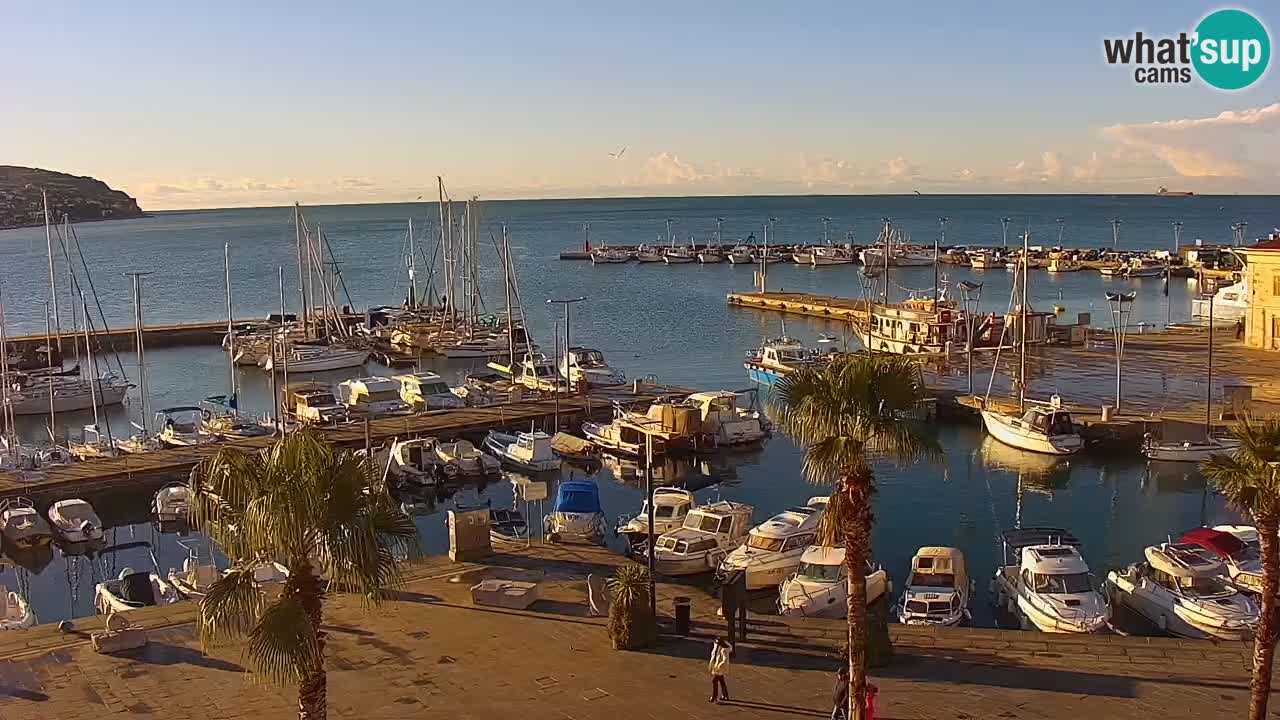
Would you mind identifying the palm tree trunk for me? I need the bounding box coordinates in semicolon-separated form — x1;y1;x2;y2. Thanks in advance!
841;466;875;720
291;559;327;720
1249;511;1279;720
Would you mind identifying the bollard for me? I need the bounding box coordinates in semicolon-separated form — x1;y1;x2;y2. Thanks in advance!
673;596;692;635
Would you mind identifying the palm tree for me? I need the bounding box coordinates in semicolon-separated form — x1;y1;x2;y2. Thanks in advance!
1202;417;1280;720
189;429;418;720
770;354;938;720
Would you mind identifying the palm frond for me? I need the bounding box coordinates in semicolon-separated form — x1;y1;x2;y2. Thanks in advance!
246;595;321;687
198;567;264;650
1202;417;1280;518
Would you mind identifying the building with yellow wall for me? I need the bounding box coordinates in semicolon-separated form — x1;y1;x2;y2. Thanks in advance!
1242;237;1280;351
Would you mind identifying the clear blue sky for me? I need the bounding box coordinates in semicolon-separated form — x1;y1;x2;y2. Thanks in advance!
4;1;1277;208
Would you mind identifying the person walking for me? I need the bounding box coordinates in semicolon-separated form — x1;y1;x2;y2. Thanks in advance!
708;636;732;703
831;666;850;720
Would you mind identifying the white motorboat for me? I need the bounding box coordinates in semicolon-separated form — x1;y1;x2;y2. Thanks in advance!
544;480;607;544
483;430;561;472
47;498;106;545
653;501;754;576
980;395;1083;455
434;438;501;476
697;247;724;263
560;347;625;387
683;391;769;447
37;445;73;467
0;586;34;629
261;346;369;373
1142;435;1241;462
7;374;129;415
199;397;271;439
897;546;972;626
94;569;180;614
155;406;218;448
791;248;816;264
287;383;349;425
778;547;891;618
490;508;528;545
590;247;630;264
810;247;855;266
1107;542;1258;640
393;371;464;411
634;245;664;263
153;482;192;524
1192;277;1248;323
727;246;755;264
512;353;568;393
663;246;696;264
615;487;696;549
991;528;1109;634
375;437;456;486
968;251;999;270
337;377;413;416
1181;526;1262;594
167;556;222;599
744;335;823;386
0;498;53;550
719;497;828;589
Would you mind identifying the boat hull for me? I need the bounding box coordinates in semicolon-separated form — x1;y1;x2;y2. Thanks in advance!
1143;439;1241;462
980;410;1082;455
10;381;128;415
265;350;369;373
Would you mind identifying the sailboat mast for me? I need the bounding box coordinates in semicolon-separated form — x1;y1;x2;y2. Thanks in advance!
0;288;13;453
81;294;100;432
934;217;945;305
42;190;62;355
1207;292;1215;434
882;218;892;304
63;214;79;364
502;224;515;367
224;243;236;401
295;203;308;339
126;271;152;435
1018;226;1029;412
407;217;417;308
306;226;319;335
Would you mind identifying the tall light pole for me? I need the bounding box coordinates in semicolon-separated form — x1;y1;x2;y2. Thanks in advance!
958;281;983;393
1170;221;1184;327
645;432;657;621
547;297;586;392
935;217;949;304
821;216;832;246
1106;291;1136;413
715;217;725;247
1000;217;1011;248
1111;219;1123;249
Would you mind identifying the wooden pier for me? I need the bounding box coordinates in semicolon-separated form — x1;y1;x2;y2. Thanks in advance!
7;319;232;355
0;385;687;502
726;291;870;324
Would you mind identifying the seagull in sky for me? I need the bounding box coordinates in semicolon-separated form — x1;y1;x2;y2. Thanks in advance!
609;146;627;159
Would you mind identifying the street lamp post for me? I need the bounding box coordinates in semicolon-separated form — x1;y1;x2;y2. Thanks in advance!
858;268;881;353
1000;217;1011;248
958;281;983;393
1105;291;1137;413
546;297;586;394
1111;219;1123;249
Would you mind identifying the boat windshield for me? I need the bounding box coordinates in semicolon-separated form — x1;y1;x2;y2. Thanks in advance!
910;572;955;588
653;504;682;519
1179;575;1233;599
576;351;606;367
686;513;730;533
422;382;451;395
797;562;841;582
366;389;402;403
746;533;786;552
1032;572;1092;594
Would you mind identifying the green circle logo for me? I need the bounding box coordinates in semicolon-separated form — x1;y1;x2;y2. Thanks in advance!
1193;9;1270;90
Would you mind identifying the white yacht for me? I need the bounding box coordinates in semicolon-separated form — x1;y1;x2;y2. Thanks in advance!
1107;542;1258;640
261;346;369;373
94;569;180;614
991;528;1110;634
778;547;891;618
482;430;560;472
897;546;972;626
47;498;106;546
1142;434;1240;462
560;347;625;387
155;406;218;448
7;374;129;415
744;336;821;386
980;395;1083;456
590;246;630;264
512;353;568;393
375;437;457;486
1181;526;1262;594
727;246;755;264
653;501;754;576
337;377;413;416
1192;277;1248;323
434;438;501;476
0;498;53;550
393;372;463;411
287;384;349;425
718;497;827;589
152;483;192;524
616;487;696;550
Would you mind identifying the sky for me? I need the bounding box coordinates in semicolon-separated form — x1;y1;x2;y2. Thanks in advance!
3;1;1279;209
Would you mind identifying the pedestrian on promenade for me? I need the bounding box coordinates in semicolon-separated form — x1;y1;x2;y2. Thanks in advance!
831;665;849;720
1236;317;1245;339
708;636;732;703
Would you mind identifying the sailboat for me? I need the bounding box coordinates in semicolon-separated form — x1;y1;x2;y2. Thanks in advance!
979;226;1083;456
115;272;162;455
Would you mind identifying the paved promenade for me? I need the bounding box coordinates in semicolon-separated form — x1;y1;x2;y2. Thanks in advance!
0;544;1262;719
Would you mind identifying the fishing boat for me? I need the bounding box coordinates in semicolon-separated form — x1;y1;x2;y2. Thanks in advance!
434;438;501;476
489;508;528;545
615;487;696;551
860;246;933;267
718;497;827;589
483;430;560;472
1123;258;1168;278
0;498;53;550
743;335;821;386
778;547;891;618
393;371;463;411
199;396;271;439
581;419;649;457
287;383;349;424
155;406;218;448
47;498;106;545
1180;527;1262;594
683;391;769;447
634;245;664;263
697;247;724;263
544;480;607;543
663;245;696;264
0;586;34;629
727;246;755;264
968;251;999;269
94;569;181;614
860;297;964;356
261;345;369;373
991;528;1110;633
1107;542;1258;640
653;501;754;575
590;246;631;264
810;246;855;265
152;483;192;525
336;377;413;416
560;347;625;387
791;247;816;264
1046;255;1081;273
897;547;972;626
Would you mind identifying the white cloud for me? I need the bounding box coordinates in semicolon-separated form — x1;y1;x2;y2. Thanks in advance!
886;156;918;181
1102;103;1280;178
1040;151;1063;179
644;152;705;184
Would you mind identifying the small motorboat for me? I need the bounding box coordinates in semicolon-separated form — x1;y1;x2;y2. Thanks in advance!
615;487;696;551
435;439;501;476
1107;542;1258;640
114;422;163;454
718;497;828;590
727;246;754;264
483;430;561;473
581;419;646;457
560;347;625;387
47;498;106;545
377;438;457;486
991;528;1110;633
0;585;34;630
199;397;272;439
261;346;370;373
153;482;193;525
287;383;350;425
155;406;218;448
897;546;972;626
653;501;754;575
809;247;855;265
544;480;607;544
979;395;1083;456
549;432;599;464
0;498;53;550
591;247;631;264
778;547;891;618
69;425;120;460
1142;434;1241;463
1180;526;1262;594
393;372;464;411
94;569;180;614
167;556;222;599
489;509;528;545
337;377;414;417
663;246;696;264
634;245;664;263
744;335;822;386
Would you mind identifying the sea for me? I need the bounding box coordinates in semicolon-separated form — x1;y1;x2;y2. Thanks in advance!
0;193;1270;626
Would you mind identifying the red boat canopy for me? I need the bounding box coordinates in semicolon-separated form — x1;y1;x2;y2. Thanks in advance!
1180;527;1246;558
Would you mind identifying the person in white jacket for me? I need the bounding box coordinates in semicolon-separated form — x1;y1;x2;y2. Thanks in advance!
708;636;732;703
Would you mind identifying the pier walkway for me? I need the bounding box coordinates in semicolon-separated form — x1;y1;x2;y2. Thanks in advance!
0;543;1257;719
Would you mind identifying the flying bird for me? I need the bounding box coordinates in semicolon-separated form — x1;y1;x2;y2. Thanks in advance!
913;190;922;196
609;146;627;159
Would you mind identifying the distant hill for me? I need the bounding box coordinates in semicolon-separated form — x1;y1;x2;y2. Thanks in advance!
0;166;144;229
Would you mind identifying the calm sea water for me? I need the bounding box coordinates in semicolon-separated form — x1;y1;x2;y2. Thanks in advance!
0;194;1264;625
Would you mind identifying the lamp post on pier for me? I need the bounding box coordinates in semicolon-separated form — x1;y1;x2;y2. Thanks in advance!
1105;291;1136;413
546;297;586;394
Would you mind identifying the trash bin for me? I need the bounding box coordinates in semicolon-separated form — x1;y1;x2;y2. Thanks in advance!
673;596;692;635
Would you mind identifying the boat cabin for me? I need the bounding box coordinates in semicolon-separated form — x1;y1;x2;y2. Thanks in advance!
757;340;816;369
678;501;753;540
156;407;202;435
744;500;825;552
337;377;408;414
393;372;461;410
864;298;963;355
907;546;966;589
1140;543;1236;599
288;383;346;424
1019;405;1075;436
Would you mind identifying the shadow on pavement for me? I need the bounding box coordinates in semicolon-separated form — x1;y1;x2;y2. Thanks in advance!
115;643;243;672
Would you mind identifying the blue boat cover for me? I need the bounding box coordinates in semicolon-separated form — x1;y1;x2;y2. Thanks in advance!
554;481;602;514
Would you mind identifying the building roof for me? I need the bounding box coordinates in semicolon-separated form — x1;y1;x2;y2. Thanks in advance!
1245;237;1280;252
